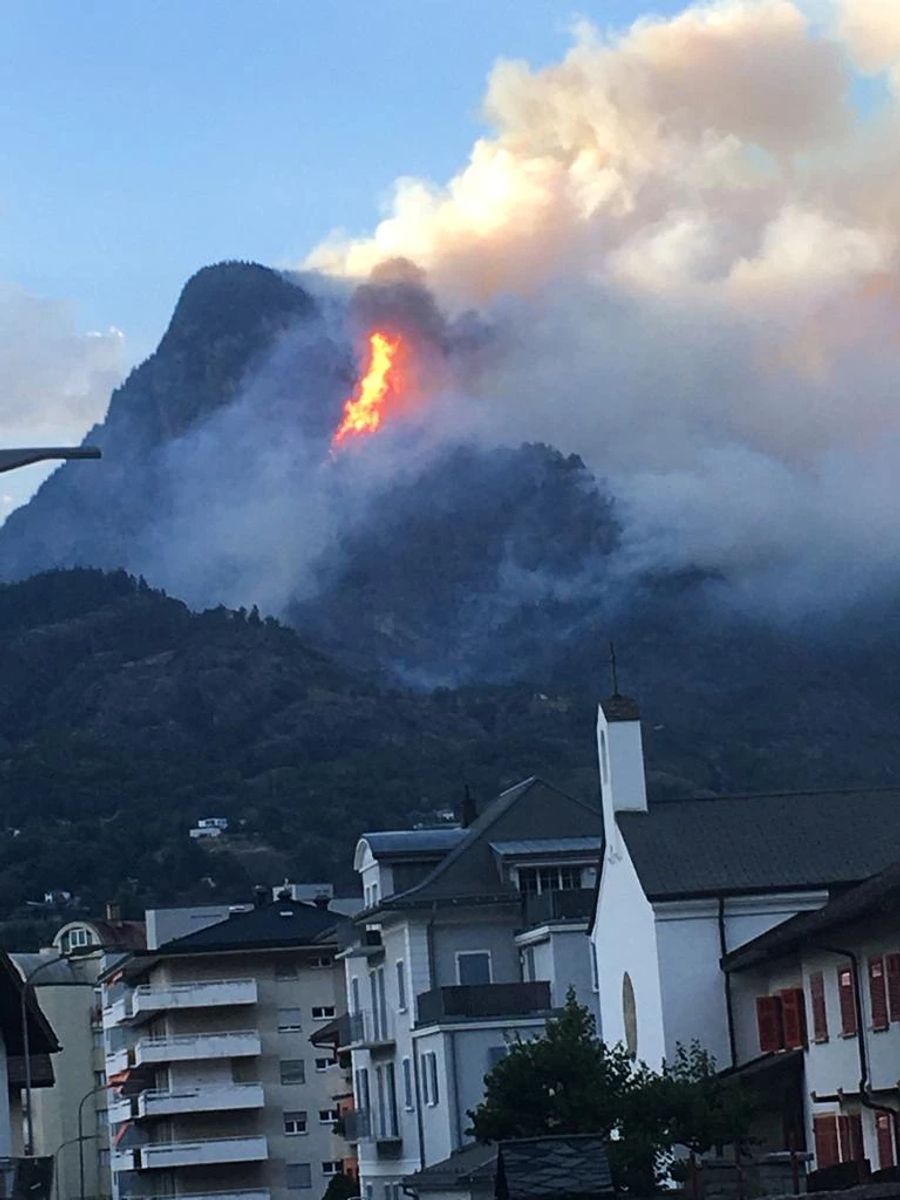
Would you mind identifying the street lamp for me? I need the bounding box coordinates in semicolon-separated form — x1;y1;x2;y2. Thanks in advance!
0;447;101;474
77;1082;112;1200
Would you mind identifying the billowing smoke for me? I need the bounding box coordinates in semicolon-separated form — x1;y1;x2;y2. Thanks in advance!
306;0;900;611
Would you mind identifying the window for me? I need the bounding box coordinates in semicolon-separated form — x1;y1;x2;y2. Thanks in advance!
284;1111;308;1136
365;1186;374;1200
312;1006;335;1020
839;1114;864;1163
517;866;584;895
385;1062;399;1136
521;946;535;983
590;945;599;992
94;1070;107;1089
396;960;407;1011
487;1045;508;1071
838;967;858;1036
98;1149;110;1169
814;1117;840;1169
276;963;298;981
869;957;889;1031
322;1163;343;1177
600;730;608;783
456;951;492;986
68;927;92;950
350;977;361;1014
319;1108;340;1124
755;995;784;1053
779;987;807;1049
370;966;388;1040
877;1112;896;1169
310;956;332;968
384;1186;401;1200
280;1059;306;1085
421;1052;439;1106
279;1008;304;1032
315;1057;332;1072
809;972;828;1042
286;1163;312;1190
402;1057;414;1110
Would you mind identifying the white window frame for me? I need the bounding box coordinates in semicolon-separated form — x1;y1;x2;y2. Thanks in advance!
315;1056;332;1073
319;1108;339;1124
283;1110;308;1136
421;1052;439;1106
402;1057;414;1111
322;1162;343;1177
68;927;92;950
455;950;493;986
312;1005;335;1020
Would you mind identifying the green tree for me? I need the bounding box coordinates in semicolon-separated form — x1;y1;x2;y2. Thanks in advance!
469;994;754;1193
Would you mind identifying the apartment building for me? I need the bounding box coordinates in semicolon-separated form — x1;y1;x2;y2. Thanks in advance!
11;913;145;1200
102;898;351;1200
341;778;603;1200
724;859;900;1174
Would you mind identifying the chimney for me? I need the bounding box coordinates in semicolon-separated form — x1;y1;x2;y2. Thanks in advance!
597;692;647;817
458;784;478;829
253;886;269;908
105;902;121;922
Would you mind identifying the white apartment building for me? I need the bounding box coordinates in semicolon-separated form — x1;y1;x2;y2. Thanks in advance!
342;779;603;1200
12;912;145;1200
102;898;351;1200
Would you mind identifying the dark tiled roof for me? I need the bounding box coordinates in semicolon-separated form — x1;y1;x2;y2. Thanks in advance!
618;789;900;900
600;694;640;722
725;858;900;972
497;1136;614;1200
0;953;59;1056
362;828;467;858
372;779;602;911
404;1141;497;1190
157;900;344;953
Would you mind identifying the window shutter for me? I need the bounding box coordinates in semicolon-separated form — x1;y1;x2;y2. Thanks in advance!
848;1114;864;1163
756;995;784;1053
869;957;889;1031
877;1113;896;1169
886;953;900;1022
780;987;807;1049
809;972;828;1042
838;967;858;1036
814;1116;840;1168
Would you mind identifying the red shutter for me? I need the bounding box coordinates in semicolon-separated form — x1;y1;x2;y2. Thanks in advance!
877;1113;896;1169
756;994;784;1053
814;1116;840;1168
886;953;900;1022
810;971;828;1042
869;957;889;1031
780;987;807;1049
838;967;858;1036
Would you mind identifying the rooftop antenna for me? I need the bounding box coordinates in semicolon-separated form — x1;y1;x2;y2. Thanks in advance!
609;640;620;698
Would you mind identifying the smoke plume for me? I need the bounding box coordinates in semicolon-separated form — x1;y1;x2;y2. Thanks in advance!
307;0;900;611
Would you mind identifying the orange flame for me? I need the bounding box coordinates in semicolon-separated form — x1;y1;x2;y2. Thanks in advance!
332;331;403;448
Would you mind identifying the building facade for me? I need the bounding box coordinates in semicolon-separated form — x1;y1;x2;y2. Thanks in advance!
102;899;351;1200
342;779;603;1200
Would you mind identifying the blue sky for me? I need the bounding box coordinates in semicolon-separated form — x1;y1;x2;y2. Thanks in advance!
0;0;686;358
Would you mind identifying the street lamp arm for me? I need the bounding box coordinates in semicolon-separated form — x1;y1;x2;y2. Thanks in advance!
0;447;101;474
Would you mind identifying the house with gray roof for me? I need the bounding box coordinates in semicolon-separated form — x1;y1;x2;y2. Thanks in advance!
589;688;900;1171
342;779;603;1200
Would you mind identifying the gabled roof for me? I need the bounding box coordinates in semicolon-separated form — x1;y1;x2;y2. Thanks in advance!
497;1135;614;1200
0;953;59;1057
724;858;900;973
404;1141;497;1191
155;899;344;954
367;778;602;914
618;788;900;900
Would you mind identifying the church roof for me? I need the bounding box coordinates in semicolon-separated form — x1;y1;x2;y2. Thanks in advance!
618;787;900;900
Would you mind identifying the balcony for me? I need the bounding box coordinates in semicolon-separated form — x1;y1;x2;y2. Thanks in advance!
521;888;596;927
112;1084;265;1121
137;1136;268;1170
134;1030;261;1065
340;1008;394;1050
132;979;257;1020
416;981;552;1025
340;1109;371;1141
140;1193;271;1200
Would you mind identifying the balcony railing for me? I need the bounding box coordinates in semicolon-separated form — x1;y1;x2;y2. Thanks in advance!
137;1136;268;1170
341;1008;394;1049
521;888;596;926
135;1083;265;1119
416;981;552;1024
132;978;258;1017
340;1109;371;1141
134;1030;261;1065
